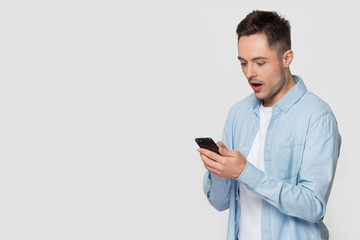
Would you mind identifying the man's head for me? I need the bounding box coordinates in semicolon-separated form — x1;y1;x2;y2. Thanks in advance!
236;10;291;58
236;10;295;107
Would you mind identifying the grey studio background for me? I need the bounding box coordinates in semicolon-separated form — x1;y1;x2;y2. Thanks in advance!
0;0;358;239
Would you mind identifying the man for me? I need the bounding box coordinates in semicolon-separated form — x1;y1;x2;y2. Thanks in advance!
198;10;341;240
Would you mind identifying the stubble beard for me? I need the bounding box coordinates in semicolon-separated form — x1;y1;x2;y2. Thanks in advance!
261;68;287;105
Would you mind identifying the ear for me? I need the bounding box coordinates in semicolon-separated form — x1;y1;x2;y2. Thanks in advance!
282;49;294;67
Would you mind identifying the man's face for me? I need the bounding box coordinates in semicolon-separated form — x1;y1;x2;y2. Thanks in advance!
238;33;291;107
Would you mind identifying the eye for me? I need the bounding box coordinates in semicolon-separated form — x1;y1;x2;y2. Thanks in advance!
240;62;247;66
256;62;265;66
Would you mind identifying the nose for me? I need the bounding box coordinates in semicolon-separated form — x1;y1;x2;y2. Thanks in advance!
243;64;257;80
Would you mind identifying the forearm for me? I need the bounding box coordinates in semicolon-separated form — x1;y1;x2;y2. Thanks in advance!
203;171;232;211
238;162;327;222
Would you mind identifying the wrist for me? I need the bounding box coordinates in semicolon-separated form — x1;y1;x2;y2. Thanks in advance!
235;159;247;178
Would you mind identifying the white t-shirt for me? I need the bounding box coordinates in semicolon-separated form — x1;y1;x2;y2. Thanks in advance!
238;104;272;240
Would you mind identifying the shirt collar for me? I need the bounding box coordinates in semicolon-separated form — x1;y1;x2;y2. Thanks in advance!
252;75;307;113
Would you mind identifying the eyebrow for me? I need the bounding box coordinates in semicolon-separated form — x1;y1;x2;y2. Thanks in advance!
237;56;268;61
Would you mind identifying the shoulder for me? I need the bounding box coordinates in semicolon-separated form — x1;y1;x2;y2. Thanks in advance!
295;91;338;127
299;91;334;116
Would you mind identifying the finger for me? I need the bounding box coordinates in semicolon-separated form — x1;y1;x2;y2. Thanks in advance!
204;163;225;178
205;165;222;177
200;153;223;170
198;148;221;162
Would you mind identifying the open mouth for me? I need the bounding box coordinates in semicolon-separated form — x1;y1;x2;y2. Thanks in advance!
250;82;263;92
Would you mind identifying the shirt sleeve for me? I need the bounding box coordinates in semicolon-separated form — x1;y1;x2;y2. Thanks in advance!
237;112;341;222
203;171;232;211
202;104;236;211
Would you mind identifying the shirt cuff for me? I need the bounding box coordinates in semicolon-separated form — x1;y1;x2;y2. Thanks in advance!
236;161;264;190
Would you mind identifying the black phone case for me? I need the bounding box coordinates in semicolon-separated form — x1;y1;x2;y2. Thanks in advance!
195;137;220;155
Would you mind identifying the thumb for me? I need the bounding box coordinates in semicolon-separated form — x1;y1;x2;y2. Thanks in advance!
216;141;230;155
216;141;228;149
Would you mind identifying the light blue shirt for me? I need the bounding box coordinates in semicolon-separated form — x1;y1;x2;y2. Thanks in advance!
203;76;341;240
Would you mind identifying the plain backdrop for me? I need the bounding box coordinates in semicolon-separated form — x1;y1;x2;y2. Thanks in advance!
0;0;358;239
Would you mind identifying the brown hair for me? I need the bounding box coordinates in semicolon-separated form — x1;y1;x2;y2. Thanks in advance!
236;10;291;56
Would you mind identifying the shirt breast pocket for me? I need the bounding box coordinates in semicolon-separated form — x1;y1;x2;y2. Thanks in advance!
276;140;303;180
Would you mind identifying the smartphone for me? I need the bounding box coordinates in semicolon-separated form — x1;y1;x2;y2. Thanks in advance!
195;137;220;155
